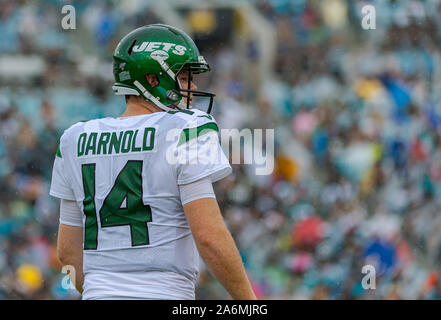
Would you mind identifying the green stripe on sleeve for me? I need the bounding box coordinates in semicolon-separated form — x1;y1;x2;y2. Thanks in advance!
177;122;219;146
56;144;62;158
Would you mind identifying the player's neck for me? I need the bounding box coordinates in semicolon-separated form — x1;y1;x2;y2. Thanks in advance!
120;96;163;118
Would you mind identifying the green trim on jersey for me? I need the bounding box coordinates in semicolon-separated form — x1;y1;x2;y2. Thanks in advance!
56;144;62;158
177;122;219;146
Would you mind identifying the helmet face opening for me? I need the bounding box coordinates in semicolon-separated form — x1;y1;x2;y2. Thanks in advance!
168;62;216;114
112;24;216;114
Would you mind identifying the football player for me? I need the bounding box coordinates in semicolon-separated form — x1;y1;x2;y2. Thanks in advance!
50;24;256;300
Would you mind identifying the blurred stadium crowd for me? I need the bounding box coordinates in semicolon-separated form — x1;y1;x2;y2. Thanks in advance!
1;0;441;299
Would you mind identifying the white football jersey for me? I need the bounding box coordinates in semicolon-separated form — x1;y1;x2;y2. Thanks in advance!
49;108;232;299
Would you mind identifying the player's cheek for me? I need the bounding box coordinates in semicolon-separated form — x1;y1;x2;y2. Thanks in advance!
178;79;186;89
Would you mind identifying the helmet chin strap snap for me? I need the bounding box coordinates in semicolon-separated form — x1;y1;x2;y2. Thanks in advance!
166;90;180;101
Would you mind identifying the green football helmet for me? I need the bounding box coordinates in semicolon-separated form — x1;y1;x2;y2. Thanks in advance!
112;24;215;113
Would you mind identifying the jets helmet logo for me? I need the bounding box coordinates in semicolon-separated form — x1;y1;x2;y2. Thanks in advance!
132;42;187;56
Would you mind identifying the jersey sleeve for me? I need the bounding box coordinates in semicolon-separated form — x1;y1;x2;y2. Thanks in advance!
49;134;76;201
174;110;232;185
59;199;83;227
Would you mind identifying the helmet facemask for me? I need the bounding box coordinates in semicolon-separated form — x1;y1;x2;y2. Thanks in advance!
166;62;215;114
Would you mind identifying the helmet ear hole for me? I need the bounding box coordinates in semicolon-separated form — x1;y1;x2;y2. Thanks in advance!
145;74;159;87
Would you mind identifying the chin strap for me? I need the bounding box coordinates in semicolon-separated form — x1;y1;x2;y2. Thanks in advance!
133;80;177;112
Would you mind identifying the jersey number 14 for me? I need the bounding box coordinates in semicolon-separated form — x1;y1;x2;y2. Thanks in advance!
81;160;152;250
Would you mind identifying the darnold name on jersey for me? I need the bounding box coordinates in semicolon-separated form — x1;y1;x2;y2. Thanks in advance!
77;127;155;157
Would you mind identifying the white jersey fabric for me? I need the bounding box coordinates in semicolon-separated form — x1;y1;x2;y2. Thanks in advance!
50;109;232;300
